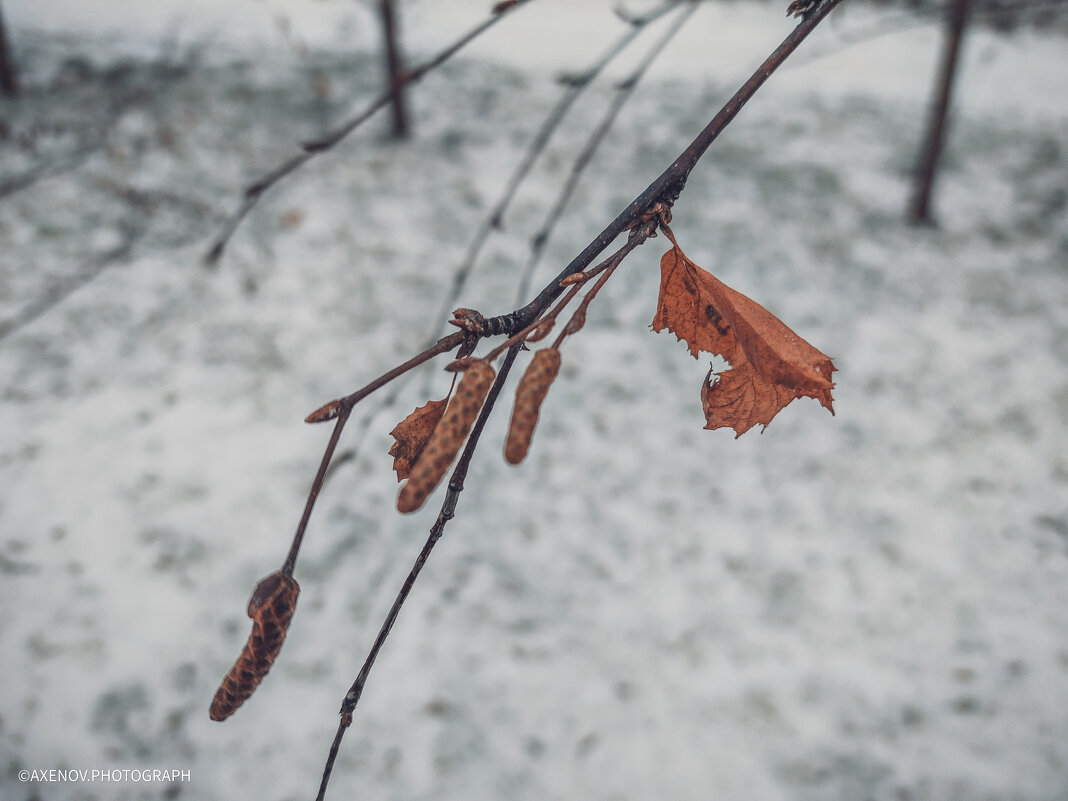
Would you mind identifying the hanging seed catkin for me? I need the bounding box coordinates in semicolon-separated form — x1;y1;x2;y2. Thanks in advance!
210;571;300;721
505;348;561;465
397;360;496;513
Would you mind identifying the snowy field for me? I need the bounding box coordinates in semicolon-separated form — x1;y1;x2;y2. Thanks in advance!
1;1;1067;800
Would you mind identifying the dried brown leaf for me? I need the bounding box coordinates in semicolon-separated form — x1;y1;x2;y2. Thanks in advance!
652;242;835;436
388;398;449;482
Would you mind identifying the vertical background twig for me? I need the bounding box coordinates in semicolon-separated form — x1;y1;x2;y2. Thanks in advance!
908;0;972;224
0;0;19;97
378;0;410;139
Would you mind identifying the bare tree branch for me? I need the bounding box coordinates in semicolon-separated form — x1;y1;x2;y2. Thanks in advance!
286;3;849;798
0;219;147;341
429;0;687;335
908;0;972;225
0;0;17;98
378;0;410;138
205;0;538;264
513;0;701;303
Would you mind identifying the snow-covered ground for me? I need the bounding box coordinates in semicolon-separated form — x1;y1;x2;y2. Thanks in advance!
1;2;1066;800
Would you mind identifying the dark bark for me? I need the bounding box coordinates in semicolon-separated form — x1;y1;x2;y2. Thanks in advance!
0;0;19;97
378;0;409;138
908;0;972;225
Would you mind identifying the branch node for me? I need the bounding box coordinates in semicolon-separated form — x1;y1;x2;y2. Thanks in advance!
787;0;825;20
448;307;487;336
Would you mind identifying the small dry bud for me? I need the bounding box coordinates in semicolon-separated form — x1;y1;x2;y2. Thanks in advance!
304;400;341;424
559;272;587;287
444;356;481;373
448;308;486;335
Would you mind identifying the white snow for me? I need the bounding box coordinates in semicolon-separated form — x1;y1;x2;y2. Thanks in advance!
1;2;1066;801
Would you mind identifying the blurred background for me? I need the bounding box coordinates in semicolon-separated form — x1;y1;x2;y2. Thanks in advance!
1;1;1066;799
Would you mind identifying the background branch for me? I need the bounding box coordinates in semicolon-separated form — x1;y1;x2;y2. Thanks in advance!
0;0;17;97
908;0;972;224
205;0;537;264
280;331;466;577
377;0;410;139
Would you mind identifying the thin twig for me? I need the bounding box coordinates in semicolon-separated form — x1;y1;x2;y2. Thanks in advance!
205;0;537;264
0;219;148;341
428;0;686;339
281;332;466;576
513;0;702;304
908;0;972;225
509;0;847;337
337;333;466;408
551;225;649;348
378;0;410;139
315;344;523;801
282;409;351;577
0;0;18;97
481;231;644;363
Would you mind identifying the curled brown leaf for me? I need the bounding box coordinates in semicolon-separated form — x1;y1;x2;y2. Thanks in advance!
388;398;450;482
652;240;835;436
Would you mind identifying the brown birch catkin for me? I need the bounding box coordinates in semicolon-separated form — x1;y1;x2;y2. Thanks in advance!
505;347;561;465
210;571;300;721
397;360;496;513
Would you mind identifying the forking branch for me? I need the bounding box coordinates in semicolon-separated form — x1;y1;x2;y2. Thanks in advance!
204;0;538;265
207;2;848;798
